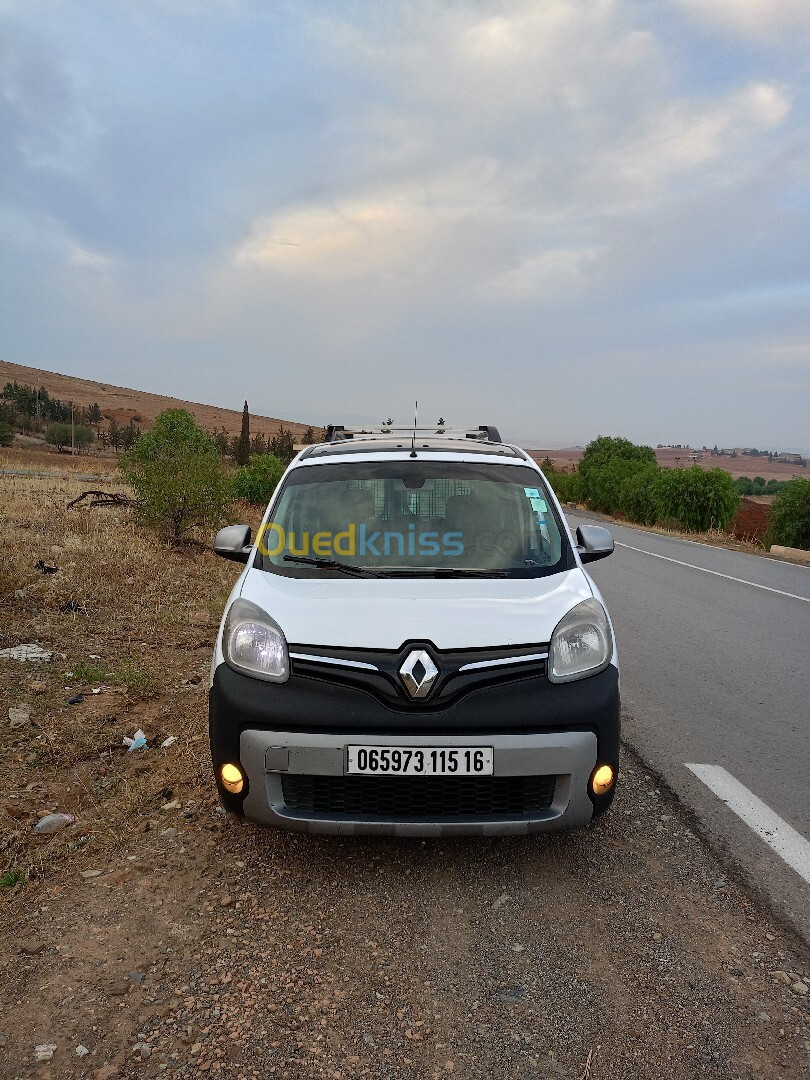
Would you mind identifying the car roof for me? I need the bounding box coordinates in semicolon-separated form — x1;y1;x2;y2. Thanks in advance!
299;438;527;461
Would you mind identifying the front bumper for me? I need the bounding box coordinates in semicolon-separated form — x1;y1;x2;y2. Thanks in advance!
238;728;597;836
209;662;620;836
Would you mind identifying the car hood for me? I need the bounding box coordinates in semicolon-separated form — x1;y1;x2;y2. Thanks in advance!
235;567;594;650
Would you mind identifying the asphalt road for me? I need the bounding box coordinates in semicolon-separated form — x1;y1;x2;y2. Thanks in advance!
565;511;810;942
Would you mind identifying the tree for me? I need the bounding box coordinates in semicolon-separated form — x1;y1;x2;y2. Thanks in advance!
87;402;103;428
577;437;658;511
251;432;267;457
269;425;295;465
46;422;93;452
237;400;251;466
107;416;122;451
119;409;233;545
0;421;13;447
768;478;810;550
302;426;316;445
232;454;286;505
121;420;140;450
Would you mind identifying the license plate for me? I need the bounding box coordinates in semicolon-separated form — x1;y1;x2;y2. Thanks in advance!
346;746;494;776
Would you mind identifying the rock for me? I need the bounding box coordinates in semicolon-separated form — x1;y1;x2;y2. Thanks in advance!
792;981;808;995
29;681;47;693
510;943;525;952
771;970;792;986
491;893;509;911
161;828;178;839
758;1011;771;1022
160;800;180;812
652;933;662;942
20;939;46;955
0;644;52;662
66;694;84;705
220;894;234;908
0;1034;7;1046
133;1043;152;1059
129;971;146;983
8;706;31;727
76;1045;90;1056
34;1044;57;1062
498;987;525;1004
33;813;75;834
81;869;103;879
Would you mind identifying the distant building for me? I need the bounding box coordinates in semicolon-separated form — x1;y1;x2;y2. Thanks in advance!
776;453;804;465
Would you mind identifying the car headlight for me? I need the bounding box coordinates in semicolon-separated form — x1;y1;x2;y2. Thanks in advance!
222;598;289;683
548;598;613;683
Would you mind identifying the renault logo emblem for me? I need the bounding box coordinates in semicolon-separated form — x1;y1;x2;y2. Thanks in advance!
399;649;439;699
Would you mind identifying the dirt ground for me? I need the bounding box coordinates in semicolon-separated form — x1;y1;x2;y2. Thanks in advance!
1;465;808;1080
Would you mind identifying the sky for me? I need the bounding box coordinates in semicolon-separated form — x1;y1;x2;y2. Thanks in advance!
1;0;809;450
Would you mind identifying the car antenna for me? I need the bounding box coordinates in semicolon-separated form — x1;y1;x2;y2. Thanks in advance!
410;401;418;457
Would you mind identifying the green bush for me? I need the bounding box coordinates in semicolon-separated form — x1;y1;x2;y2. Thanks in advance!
546;470;584;504
768;477;810;550
120;409;233;545
620;465;661;525
232;454;286;506
0;421;13;447
654;467;740;532
585;459;655;515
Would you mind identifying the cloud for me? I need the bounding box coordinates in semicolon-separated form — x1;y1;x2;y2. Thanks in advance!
675;0;810;40
0;1;808;449
588;83;791;207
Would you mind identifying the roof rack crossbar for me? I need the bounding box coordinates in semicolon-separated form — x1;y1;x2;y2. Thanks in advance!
323;424;502;444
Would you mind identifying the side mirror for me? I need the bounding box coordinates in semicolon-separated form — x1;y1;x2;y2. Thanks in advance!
576;525;614;564
213;525;253;564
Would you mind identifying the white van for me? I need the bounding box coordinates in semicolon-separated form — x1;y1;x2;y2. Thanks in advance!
209;425;619;835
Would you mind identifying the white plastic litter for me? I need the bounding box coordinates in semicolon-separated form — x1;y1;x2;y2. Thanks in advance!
76;1045;89;1057
160;735;177;748
0;644;52;662
122;728;147;751
33;813;75;834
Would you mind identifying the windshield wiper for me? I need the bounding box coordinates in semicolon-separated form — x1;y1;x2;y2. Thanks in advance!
282;555;378;577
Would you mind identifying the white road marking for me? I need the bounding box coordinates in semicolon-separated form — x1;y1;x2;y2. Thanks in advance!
614;542;810;603
685;764;810;886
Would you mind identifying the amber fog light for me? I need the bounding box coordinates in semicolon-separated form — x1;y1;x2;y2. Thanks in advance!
220;763;245;794
591;764;615;796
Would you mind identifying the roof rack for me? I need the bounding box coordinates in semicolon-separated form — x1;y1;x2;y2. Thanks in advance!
323;424;503;445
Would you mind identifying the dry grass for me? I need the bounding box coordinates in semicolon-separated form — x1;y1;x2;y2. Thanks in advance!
0;470;258;907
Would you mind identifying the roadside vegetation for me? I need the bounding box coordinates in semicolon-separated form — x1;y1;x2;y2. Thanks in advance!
767;477;810;550
119;409;234;545
544;435;741;535
0;464;254;898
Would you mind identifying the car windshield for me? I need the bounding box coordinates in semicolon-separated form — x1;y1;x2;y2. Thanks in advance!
256;460;572;578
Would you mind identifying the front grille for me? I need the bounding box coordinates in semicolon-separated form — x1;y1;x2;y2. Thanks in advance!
280;774;556;820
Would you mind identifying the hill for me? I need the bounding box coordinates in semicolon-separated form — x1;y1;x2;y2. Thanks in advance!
0;360;313;440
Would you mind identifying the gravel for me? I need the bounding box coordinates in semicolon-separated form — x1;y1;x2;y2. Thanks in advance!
0;747;807;1079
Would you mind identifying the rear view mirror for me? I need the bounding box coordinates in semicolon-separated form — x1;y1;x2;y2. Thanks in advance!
576;525;614;564
213;525;253;563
